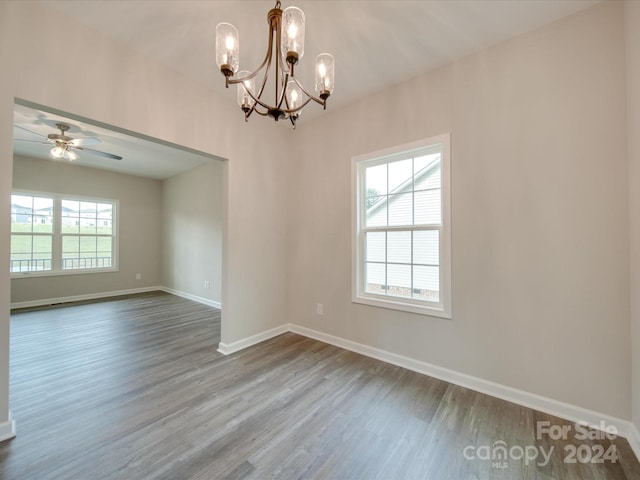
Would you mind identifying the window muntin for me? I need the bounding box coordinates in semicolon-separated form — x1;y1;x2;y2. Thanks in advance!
10;191;117;276
353;134;451;318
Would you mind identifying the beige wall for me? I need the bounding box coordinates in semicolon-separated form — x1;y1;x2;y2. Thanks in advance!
0;1;289;428
289;1;631;419
11;155;163;303
162;160;224;304
626;0;640;432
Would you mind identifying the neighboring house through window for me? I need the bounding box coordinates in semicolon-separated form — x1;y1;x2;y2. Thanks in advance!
10;191;118;275
352;134;451;318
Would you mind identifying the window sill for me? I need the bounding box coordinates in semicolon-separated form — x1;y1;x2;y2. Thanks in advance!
11;267;119;279
352;294;451;319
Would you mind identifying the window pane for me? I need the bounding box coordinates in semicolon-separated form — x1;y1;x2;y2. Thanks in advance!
97;237;112;252
33;216;53;233
413;265;439;302
388;192;412;226
11;218;31;233
33;196;53;215
414;189;441;225
387;231;411;264
11;195;53;234
388;158;412;193
62;219;80;234
365;262;386;295
62;200;80;218
33;236;52;253
10;233;52;273
98;220;112;234
366;232;385;262
366;201;387;227
11;235;30;254
365;195;385;211
366;164;387;196
98;203;113;219
414;230;439;266
80;201;97;218
80;236;97;254
387;264;411;298
62;236;80;254
11;195;32;209
80;217;97;233
98;203;113;234
96;251;113;268
415;158;441;191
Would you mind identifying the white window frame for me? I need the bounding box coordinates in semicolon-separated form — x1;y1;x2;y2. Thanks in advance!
11;190;119;278
351;134;451;318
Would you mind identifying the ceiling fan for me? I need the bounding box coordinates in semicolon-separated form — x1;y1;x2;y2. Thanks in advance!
14;122;123;161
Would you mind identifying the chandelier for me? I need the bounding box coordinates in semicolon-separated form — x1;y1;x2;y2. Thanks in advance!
215;1;335;127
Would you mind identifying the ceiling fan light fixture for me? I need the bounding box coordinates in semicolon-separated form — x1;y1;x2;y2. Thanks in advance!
49;145;65;159
65;149;78;161
16;122;122;161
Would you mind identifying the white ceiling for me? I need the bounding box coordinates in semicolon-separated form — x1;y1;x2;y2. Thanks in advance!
15;0;601;179
13;103;213;180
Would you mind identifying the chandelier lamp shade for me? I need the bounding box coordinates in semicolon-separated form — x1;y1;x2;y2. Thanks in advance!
215;1;334;127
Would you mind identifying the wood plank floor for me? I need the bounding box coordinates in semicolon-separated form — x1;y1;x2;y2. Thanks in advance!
0;291;638;479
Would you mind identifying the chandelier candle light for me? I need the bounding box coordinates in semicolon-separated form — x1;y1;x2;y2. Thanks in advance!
215;0;334;127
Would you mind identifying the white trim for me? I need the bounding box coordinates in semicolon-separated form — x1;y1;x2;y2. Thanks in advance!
159;287;221;309
217;324;288;355
0;411;16;443
351;133;452;319
629;423;640;463
10;190;119;277
288;324;637;445
10;286;222;310
10;286;162;310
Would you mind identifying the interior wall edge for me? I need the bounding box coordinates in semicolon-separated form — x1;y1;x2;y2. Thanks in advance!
159;287;221;310
624;0;640;438
0;411;16;443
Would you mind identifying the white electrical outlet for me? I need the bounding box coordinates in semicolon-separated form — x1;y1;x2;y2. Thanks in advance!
135;273;142;280
316;303;323;315
204;280;210;289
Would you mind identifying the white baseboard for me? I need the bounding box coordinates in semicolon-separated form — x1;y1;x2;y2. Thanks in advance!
160;287;222;309
0;411;16;443
217;324;288;355
10;286;163;310
288;324;637;445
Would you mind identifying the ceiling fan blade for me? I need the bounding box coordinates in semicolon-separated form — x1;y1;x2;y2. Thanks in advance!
68;137;101;147
76;146;122;160
13;139;50;145
14;124;47;139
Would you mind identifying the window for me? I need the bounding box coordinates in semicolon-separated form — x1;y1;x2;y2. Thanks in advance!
10;191;118;276
10;194;53;273
352;134;451;318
